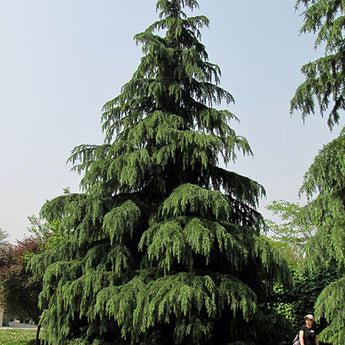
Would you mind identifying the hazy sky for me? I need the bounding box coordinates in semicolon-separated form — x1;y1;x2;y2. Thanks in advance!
1;0;343;243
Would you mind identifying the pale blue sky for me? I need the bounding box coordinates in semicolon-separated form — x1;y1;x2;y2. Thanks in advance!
1;0;342;243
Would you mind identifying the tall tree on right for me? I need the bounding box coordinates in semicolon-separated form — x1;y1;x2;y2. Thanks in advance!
291;2;345;343
298;131;345;345
291;0;345;130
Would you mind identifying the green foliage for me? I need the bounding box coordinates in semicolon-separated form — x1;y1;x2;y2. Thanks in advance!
31;1;291;345
291;0;345;129
265;196;343;343
294;130;345;344
269;266;337;345
292;266;338;327
266;200;316;264
266;193;344;343
0;237;43;323
315;276;345;344
300;132;345;271
0;236;46;345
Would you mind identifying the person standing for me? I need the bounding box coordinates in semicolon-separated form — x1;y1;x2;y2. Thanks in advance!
299;314;319;345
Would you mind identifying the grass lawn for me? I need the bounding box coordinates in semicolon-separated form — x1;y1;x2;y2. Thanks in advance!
0;328;37;345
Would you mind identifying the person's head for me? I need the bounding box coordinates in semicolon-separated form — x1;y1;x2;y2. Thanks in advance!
304;314;314;327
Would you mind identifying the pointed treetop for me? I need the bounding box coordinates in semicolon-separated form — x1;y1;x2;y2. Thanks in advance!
156;0;199;18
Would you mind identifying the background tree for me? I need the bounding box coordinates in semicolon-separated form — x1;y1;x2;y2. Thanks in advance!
0;228;9;247
0;236;42;344
265;134;345;344
0;216;56;345
0;228;10;320
264;202;314;339
31;1;290;345
265;200;316;266
265;200;338;345
27;215;63;250
0;229;12;323
0;228;11;268
0;237;42;320
291;0;345;130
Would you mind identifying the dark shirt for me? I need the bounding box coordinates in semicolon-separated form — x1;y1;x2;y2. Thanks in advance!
300;324;318;345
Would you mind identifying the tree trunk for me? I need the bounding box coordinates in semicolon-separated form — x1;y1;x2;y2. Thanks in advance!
36;324;41;345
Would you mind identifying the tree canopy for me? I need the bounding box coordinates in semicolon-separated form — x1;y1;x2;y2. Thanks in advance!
265;200;316;265
0;235;43;345
265;133;345;344
31;1;290;345
289;129;345;344
300;130;345;268
291;0;345;129
0;237;42;322
289;2;345;343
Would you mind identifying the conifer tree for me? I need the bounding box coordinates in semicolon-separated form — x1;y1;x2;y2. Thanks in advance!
290;2;345;342
291;0;345;130
298;129;345;345
31;1;290;344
